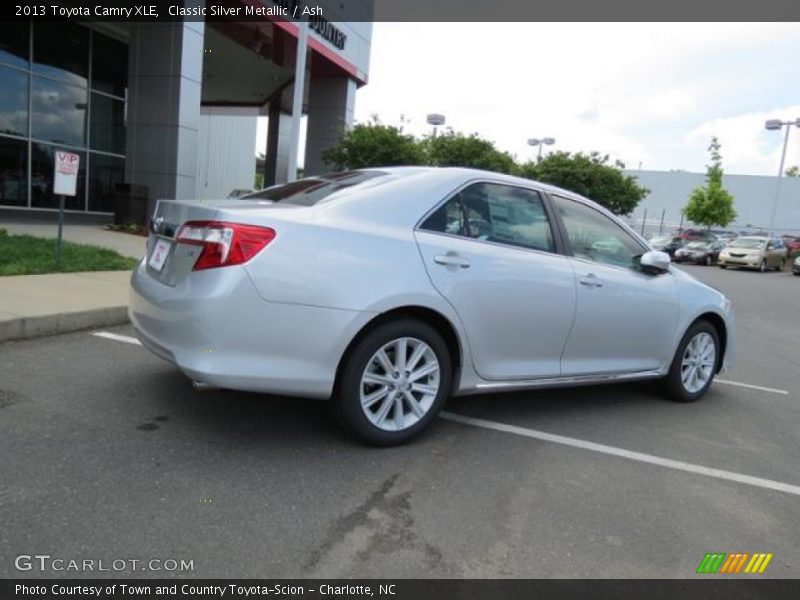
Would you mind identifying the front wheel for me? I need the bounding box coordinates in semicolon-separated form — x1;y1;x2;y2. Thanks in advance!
661;321;719;402
705;255;712;266
334;319;452;446
759;259;767;272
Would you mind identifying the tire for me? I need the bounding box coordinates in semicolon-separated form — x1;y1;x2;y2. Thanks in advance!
719;265;727;269
776;259;785;272
705;255;712;266
333;319;452;446
759;259;767;272
661;320;720;403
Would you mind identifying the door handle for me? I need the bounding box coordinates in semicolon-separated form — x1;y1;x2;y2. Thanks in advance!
434;252;471;269
579;274;603;288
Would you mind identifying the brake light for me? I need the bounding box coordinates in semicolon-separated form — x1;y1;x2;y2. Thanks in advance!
176;221;276;270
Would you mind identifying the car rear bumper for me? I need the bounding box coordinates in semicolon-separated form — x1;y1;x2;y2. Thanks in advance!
129;260;374;399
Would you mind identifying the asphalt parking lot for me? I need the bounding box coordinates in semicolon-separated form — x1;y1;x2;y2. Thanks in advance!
1;264;798;579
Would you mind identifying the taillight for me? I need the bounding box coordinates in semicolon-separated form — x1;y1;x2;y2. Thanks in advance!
176;221;276;270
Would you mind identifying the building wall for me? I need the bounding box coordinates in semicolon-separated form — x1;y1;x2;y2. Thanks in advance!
626;170;800;236
196;108;257;199
126;20;204;214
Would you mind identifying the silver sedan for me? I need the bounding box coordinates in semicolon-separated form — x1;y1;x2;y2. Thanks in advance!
130;167;735;445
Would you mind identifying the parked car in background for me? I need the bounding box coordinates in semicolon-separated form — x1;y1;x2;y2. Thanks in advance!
717;233;738;246
674;240;725;265
782;235;800;255
130;167;735;445
718;236;787;272
648;235;686;257
676;229;717;242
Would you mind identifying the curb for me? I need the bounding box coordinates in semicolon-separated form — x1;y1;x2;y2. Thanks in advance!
0;306;129;343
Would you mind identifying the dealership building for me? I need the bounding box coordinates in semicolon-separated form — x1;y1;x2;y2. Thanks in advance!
0;1;372;219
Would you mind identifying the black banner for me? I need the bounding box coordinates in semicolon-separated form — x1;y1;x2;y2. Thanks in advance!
2;0;800;22
3;580;800;600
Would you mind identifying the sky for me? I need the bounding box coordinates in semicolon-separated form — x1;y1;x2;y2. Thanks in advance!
259;23;800;176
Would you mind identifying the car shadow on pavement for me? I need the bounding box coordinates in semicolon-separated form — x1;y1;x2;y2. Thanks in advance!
131;367;723;447
132;368;351;446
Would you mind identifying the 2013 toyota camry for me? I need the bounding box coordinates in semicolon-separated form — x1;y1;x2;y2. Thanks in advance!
130;167;735;445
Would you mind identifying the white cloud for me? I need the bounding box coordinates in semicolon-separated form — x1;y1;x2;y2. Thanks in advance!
352;22;800;175
687;107;800;175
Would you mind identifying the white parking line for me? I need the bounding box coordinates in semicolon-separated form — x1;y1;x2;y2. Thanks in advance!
90;329;796;496
715;379;789;395
440;411;800;497
91;331;142;345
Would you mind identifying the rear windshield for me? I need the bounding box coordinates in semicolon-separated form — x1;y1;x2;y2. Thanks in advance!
730;238;765;249
240;171;388;206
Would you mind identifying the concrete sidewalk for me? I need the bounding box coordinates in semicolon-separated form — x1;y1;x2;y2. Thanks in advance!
0;271;132;342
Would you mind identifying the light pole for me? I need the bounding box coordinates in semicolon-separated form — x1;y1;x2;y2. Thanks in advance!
765;117;800;233
528;137;555;161
427;113;445;138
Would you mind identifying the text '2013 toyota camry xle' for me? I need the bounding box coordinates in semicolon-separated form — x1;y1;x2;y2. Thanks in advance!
130;167;735;445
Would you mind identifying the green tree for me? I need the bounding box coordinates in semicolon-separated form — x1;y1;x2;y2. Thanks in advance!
785;165;800;177
322;116;424;170
517;151;648;215
682;137;736;229
421;129;516;174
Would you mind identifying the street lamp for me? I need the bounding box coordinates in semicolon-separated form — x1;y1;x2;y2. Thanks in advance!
528;137;555;160
765;117;800;233
427;113;445;138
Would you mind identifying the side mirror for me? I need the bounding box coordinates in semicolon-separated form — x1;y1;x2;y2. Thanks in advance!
640;250;671;274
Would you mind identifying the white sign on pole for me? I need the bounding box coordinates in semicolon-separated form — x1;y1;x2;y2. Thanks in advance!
54;151;80;196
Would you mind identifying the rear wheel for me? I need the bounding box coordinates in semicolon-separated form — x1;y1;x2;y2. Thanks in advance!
776;258;785;272
334;319;452;446
704;255;712;266
662;320;719;402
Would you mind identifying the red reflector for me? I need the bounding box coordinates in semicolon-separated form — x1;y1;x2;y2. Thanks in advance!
176;221;276;270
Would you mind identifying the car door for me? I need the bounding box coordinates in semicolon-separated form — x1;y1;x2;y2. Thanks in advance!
550;194;680;376
415;182;576;381
770;239;785;266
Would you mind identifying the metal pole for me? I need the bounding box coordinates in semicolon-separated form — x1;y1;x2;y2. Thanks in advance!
287;20;308;183
640;208;647;236
768;123;791;233
659;209;665;235
55;194;65;266
537;144;543;161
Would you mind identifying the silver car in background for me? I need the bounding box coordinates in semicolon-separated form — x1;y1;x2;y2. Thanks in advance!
130;168;735;445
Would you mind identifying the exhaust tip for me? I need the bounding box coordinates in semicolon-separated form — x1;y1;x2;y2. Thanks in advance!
191;380;217;391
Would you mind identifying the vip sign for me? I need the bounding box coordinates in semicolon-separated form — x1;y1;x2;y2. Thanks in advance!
54;151;80;196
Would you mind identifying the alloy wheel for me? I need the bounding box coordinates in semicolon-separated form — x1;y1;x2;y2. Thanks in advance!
359;337;441;432
680;332;716;394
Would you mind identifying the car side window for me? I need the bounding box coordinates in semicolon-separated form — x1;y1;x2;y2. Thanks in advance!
552;195;645;269
420;183;555;252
